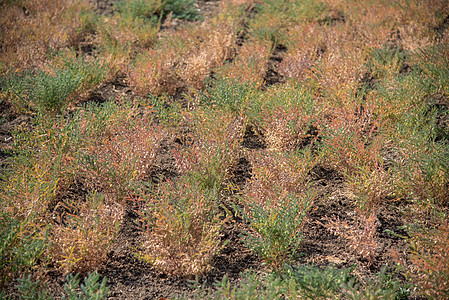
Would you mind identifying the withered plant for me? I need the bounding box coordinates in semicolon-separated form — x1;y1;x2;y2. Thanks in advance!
174;107;246;190
240;149;316;269
128;22;235;96
51;192;123;275
313;23;368;110
323;212;380;266
138;175;223;277
321;105;392;211
278;23;324;83
216;39;271;86
78;104;167;203
0;0;96;73
248;84;318;151
405;220;449;298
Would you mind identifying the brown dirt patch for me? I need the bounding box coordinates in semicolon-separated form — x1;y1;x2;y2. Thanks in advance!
263;44;287;87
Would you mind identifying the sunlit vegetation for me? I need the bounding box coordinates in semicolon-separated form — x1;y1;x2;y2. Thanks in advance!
1;0;448;298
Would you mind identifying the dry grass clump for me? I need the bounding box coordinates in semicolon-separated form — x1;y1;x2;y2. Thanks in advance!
323;0;400;48
321;105;393;211
314;24;368;109
128;22;235;96
51;192;123;275
323;212;380;266
0;0;95;73
245;149;314;199
397;0;449;51
179;24;235;90
405;220;449;299
78;106;167;202
240;150;315;269
278;23;323;83
139;176;223;277
248;84;318;151
175;108;246;189
215;39;271;86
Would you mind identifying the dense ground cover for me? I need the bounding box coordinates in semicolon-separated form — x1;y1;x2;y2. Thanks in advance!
1;0;448;298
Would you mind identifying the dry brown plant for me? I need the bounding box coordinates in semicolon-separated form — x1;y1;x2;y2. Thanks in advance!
216;39;271;86
314;24;368;109
51;193;123;275
246;150;313;204
78;107;168;202
279;23;324;83
174;108;246;187
128;21;235;96
251;84;318;151
180;24;235;90
0;0;95;73
140;177;223;277
323;212;380;266
397;0;449;51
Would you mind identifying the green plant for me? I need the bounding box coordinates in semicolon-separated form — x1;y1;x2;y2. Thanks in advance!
391;107;449;207
240;191;313;270
413;38;449;96
15;275;51;300
0;214;47;288
63;271;109;300
365;45;409;80
341;266;402;300
212;272;285;300
200;77;259;113
203;265;355;299
115;0;198;22
282;264;354;299
2;56;107;114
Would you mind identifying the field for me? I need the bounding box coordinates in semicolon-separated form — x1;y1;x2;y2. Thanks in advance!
1;0;448;298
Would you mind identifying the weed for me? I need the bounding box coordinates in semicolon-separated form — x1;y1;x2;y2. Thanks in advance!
115;0;198;22
240;191;313;269
365;45;409;84
0;213;47;288
282;264;354;299
200;77;258;113
15;274;51;300
2;56;107;114
128;21;234;96
240;150;315;269
63;271;109;300
321;105;392;210
138;175;224;276
205;265;356;299
323;212;380;266
391;107;449;207
212;272;285;300
0;0;97;73
414;39;449;97
51;192;122;275
79;116;165;201
174;107;245;190
399;220;449;298
216;39;271;86
248;84;318;151
341;266;402;300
